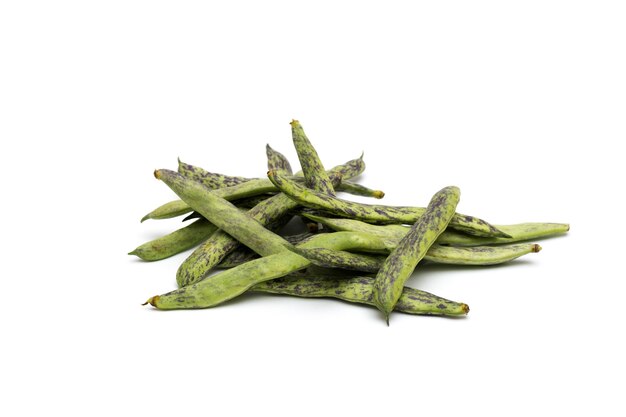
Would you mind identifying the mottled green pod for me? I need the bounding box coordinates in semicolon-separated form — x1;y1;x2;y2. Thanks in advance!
373;186;460;324
304;214;569;247
337;181;385;199
437;223;570;246
175;175;341;288
251;275;469;316
144;232;389;310
327;153;365;180
266;144;293;175
218;232;316;268
178;158;251;188
155;169;291;256
288;242;541;272
425;243;542;265
267;171;508;238
290;247;384;273
291;119;336;196
129;219;217;261
147;169;375;223
141;200;193;222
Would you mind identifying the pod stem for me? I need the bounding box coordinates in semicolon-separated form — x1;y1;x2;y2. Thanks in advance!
142;296;160;307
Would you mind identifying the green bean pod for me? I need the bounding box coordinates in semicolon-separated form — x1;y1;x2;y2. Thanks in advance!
175;175;340;287
267;170;508;238
141;200;193;222
337;181;385;199
144;232;389;310
145;172;376;223
288;242;542;273
291;119;336;196
174;159;363;287
251;275;469;316
128;219;217;261
155;169;292;256
217;232;315;268
290;247;384;272
266;144;293;175
426;243;542;265
373;186;460;324
327;153;365;180
304;214;569;247
178;158;251;188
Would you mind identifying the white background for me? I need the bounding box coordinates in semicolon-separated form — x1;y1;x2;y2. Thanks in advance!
1;1;625;416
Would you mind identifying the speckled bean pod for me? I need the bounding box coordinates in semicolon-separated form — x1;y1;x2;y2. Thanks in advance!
267;170;508;238
303;213;569;247
141;200;193;222
287;242;542;273
266;144;293;175
128;219;217;261
218;232;316;268
174;158;363;287
290;247;384;272
144;232;389;310
147;169;375;222
155;169;292;256
373;186;460;324
178;158;251;188
175;174;340;287
251;275;469;316
291;119;336;196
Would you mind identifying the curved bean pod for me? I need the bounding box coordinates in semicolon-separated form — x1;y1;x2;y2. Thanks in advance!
290;247;384;272
141;200;193;222
373;186;460;324
175;175;340;288
217;232;316;268
178;158;251;188
267;170;508;238
174;158;362;287
128;219;217;261
337;181;385;199
251;275;469;316
291;119;336;195
144;232;389;310
266;144;293;175
155;169;292;256
304;214;569;247
288;242;543;273
327;153;365;180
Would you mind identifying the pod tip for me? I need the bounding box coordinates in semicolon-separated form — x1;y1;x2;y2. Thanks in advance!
128;250;138;256
142;296;160;307
140;214;150;223
290;119;300;127
385;314;390;326
532;244;542;253
373;190;385;199
461;303;470;314
154;169;162;179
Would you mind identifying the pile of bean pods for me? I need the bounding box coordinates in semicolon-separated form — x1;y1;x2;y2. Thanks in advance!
131;120;569;324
